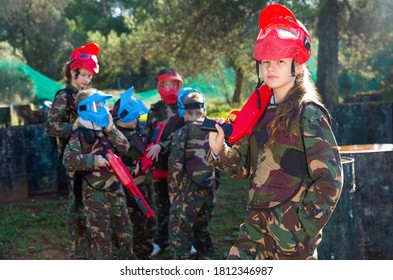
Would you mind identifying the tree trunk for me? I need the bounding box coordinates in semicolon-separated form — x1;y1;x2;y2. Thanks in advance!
232;67;244;104
316;0;339;105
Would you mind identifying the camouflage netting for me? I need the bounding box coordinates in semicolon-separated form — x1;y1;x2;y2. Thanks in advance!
0;59;237;108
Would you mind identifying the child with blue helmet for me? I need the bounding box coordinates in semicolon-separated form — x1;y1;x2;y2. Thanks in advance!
111;87;155;259
168;87;219;259
63;88;136;259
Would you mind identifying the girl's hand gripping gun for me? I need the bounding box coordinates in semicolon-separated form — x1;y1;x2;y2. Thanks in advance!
107;151;155;218
201;84;272;143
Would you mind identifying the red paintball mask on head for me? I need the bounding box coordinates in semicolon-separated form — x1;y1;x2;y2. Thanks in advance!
157;72;183;104
253;4;312;64
69;42;100;74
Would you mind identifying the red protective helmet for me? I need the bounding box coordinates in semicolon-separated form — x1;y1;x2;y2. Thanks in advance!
157;72;183;104
253;4;312;64
69;42;100;74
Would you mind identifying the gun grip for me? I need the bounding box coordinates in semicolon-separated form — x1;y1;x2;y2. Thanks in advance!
201;118;233;138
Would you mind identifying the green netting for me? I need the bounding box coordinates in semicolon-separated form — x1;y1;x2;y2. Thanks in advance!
1;58;319;107
132;88;160;106
131;67;236;108
0;59;64;103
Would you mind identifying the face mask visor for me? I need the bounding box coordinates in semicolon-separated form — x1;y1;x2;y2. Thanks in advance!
70;53;100;74
157;73;183;104
78;92;112;127
257;20;301;41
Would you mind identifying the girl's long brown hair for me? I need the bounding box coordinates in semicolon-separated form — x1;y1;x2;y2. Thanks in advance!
268;66;326;146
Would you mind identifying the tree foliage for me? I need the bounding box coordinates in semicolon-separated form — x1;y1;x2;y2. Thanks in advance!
0;0;73;79
0;0;391;106
338;0;393;96
92;0;267;103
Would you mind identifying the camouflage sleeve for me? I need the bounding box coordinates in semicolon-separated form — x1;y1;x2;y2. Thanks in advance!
207;140;249;180
298;105;343;238
62;134;95;172
168;127;186;196
105;126;130;156
44;91;73;138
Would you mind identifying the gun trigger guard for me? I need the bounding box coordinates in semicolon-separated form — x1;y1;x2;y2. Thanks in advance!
226;110;240;123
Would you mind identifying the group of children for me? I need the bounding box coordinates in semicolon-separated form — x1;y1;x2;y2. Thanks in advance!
45;3;343;260
45;41;216;260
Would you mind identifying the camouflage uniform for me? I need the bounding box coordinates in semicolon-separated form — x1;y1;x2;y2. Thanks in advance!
145;100;184;250
208;102;343;260
168;120;217;260
115;123;155;259
62;125;135;260
44;86;90;258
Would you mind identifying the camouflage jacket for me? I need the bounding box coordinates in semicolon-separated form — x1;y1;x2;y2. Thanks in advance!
63;125;130;192
208;102;343;239
145;100;184;170
44;86;79;156
168;119;217;196
115;124;151;187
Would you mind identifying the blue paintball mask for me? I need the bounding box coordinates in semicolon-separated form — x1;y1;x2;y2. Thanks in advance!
118;86;149;122
177;87;205;117
78;91;113;127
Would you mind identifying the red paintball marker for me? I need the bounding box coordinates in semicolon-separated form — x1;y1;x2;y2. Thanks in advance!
107;151;155;218
140;121;166;173
201;83;272;143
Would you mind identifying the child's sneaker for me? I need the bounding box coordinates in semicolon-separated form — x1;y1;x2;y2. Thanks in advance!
190;246;197;255
150;242;161;257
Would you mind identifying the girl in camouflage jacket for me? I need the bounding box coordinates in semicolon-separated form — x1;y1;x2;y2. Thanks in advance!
208;4;343;260
44;42;100;259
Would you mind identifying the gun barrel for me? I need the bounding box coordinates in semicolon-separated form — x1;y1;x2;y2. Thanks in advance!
107;151;155;218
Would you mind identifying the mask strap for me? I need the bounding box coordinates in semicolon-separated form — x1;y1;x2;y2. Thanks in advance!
256;60;262;87
255;60;263;110
291;60;296;77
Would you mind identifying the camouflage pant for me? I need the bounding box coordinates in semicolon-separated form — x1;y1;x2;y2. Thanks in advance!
227;202;319;260
83;185;135;260
152;178;171;249
169;182;216;260
125;183;156;259
66;191;91;259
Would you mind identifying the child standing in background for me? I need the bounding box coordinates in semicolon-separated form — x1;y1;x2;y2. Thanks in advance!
45;42;100;259
111;87;155;259
168;88;218;260
144;68;185;256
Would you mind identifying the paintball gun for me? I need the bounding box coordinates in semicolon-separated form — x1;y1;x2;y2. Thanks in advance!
107;151;155;218
201;84;272;143
140;121;166;173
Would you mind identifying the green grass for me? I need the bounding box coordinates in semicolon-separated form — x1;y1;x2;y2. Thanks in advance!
211;172;248;259
0;196;69;259
0;173;248;260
